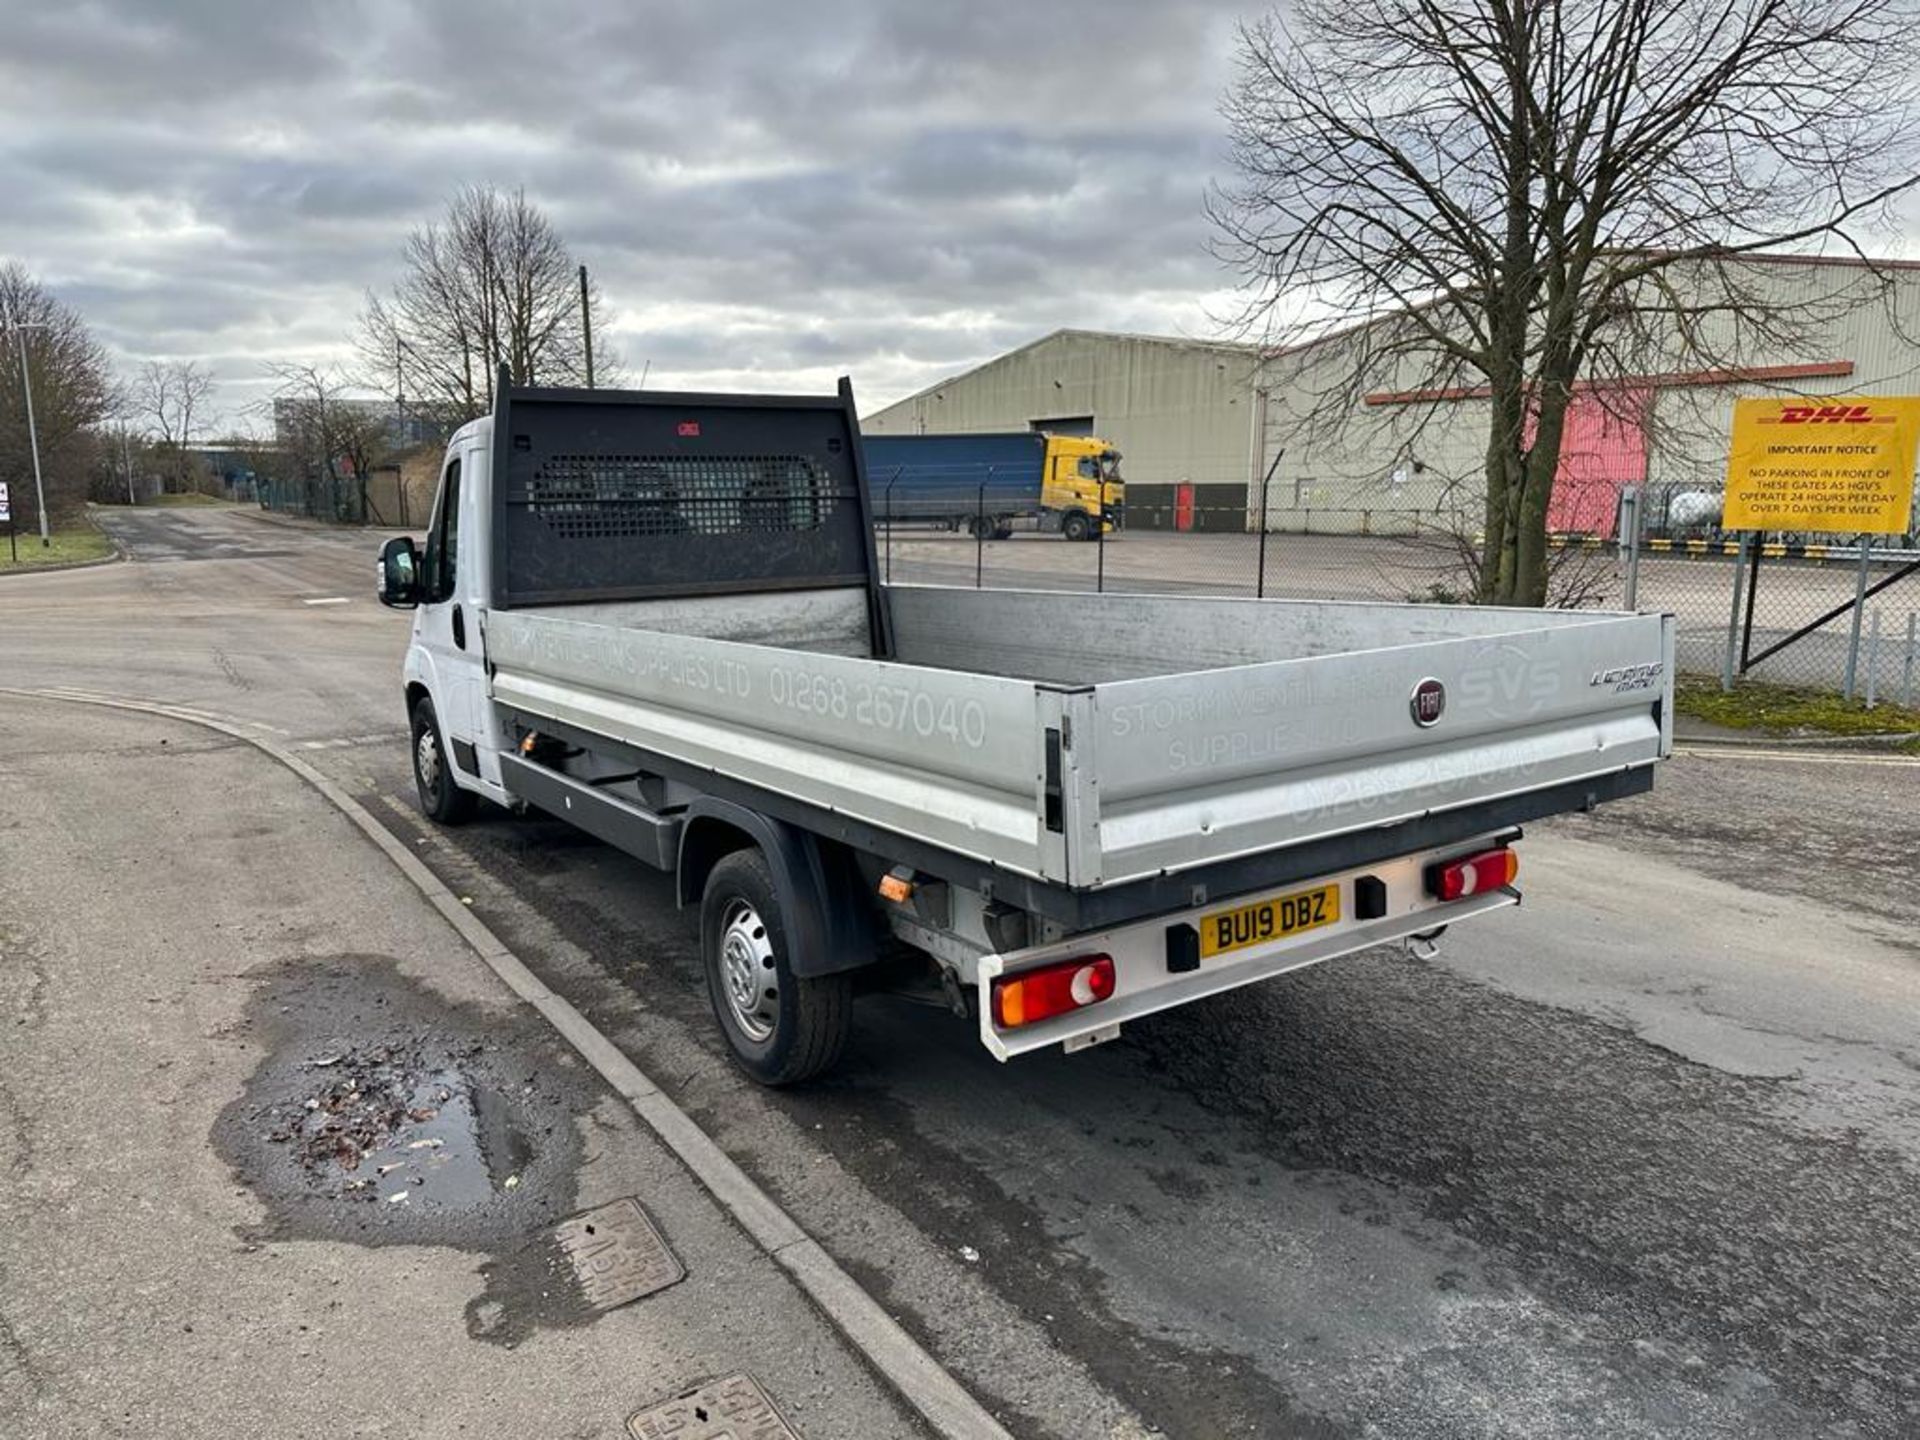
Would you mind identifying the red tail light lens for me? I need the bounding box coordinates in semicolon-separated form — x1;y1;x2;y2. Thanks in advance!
1426;847;1519;901
992;955;1116;1029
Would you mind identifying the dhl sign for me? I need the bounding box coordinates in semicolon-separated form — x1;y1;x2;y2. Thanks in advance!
1770;403;1885;425
1724;395;1920;533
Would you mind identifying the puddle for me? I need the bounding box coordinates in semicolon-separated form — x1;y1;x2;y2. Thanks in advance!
214;955;612;1345
264;1050;533;1211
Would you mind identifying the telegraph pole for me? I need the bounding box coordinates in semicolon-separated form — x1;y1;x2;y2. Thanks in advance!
579;264;595;389
7;316;50;545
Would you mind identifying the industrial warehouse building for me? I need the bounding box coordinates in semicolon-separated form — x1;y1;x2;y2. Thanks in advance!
862;330;1266;529
864;255;1920;536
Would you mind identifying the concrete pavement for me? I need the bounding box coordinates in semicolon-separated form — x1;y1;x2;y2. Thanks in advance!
0;697;928;1439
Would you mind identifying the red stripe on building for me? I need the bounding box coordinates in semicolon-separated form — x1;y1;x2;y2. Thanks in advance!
1363;360;1855;407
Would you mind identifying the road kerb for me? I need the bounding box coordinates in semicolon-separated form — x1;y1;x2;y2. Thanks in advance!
1675;743;1920;767
0;685;1016;1440
0;550;124;578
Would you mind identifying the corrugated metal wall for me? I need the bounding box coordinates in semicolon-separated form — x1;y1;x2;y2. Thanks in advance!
863;331;1263;495
861;261;1920;538
1255;259;1920;535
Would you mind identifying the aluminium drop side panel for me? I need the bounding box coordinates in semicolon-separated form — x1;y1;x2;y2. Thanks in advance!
486;608;1054;879
1074;612;1670;888
885;585;1630;686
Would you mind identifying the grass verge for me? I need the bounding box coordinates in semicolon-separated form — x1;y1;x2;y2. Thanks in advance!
0;522;114;571
1676;673;1920;739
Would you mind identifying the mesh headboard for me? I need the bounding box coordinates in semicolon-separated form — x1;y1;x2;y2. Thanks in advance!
488;379;886;641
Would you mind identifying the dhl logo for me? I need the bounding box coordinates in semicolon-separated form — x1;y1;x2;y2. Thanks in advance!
1765;403;1893;425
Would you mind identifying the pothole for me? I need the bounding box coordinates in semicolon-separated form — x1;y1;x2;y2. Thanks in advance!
264;1049;533;1211
213;955;617;1345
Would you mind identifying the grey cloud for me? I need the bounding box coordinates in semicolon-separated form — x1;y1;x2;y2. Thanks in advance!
0;0;1252;423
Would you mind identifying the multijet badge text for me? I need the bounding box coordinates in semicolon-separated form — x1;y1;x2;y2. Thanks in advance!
1589;662;1664;694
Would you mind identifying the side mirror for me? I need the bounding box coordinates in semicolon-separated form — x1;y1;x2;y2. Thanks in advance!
377;536;423;609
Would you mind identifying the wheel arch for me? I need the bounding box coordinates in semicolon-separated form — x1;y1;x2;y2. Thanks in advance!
676;799;877;978
403;642;441;726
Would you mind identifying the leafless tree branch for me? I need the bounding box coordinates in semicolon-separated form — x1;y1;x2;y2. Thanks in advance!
1213;0;1920;604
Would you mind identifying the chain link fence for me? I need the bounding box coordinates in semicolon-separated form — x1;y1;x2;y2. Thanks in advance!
1615;478;1920;703
873;472;1920;705
873;470;1484;604
257;471;375;525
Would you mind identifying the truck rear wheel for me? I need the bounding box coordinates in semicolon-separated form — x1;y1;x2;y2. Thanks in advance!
700;850;851;1085
1061;510;1093;542
410;697;477;825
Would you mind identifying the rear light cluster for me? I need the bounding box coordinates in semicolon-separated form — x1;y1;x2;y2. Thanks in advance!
1426;846;1519;901
992;955;1115;1029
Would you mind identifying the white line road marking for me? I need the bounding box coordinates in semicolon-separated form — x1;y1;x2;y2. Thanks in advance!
301;596;350;606
298;732;406;751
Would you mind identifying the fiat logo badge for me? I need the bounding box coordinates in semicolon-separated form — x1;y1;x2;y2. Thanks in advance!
1410;677;1446;727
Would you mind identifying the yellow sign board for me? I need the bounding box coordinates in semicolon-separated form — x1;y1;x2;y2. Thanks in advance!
1724;396;1920;533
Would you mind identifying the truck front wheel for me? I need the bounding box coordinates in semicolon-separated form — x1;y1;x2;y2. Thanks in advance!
700;850;851;1085
410;697;477;825
1061;510;1093;542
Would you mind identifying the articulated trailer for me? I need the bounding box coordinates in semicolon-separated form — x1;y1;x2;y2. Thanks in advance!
378;374;1672;1083
864;430;1123;540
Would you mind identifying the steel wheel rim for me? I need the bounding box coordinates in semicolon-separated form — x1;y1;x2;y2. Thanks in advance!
415;725;442;792
719;898;778;1043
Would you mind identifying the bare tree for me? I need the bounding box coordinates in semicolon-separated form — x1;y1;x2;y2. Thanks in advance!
0;262;114;533
265;362;397;522
85;420;148;505
132;358;216;492
360;185;613;428
1213;0;1920;605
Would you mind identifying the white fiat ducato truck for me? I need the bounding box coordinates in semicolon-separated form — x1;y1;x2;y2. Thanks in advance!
377;373;1672;1084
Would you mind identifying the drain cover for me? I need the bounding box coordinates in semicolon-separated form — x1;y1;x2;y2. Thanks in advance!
627;1373;801;1440
553;1197;685;1310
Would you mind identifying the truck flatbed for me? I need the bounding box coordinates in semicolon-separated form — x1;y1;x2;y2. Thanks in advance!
487;585;1669;902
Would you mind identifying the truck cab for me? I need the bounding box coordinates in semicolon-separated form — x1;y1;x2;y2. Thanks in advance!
387;415;513;819
1039;434;1125;536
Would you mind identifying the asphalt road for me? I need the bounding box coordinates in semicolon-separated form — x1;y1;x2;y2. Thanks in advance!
5;503;1918;1438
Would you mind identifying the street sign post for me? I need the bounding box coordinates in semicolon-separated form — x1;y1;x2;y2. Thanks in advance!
1723;396;1920;534
1722;397;1920;697
0;481;13;563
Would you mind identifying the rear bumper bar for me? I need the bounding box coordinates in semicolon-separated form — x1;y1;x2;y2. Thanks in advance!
975;836;1518;1060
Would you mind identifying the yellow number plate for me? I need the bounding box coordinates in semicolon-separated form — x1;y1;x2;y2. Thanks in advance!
1199;883;1341;959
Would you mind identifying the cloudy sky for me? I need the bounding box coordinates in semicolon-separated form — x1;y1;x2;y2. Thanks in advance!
0;0;1256;425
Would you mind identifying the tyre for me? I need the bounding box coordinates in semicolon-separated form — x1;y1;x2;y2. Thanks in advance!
410;696;477;825
992;521;1015;540
1061;510;1093;542
968;515;996;540
700;850;852;1085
